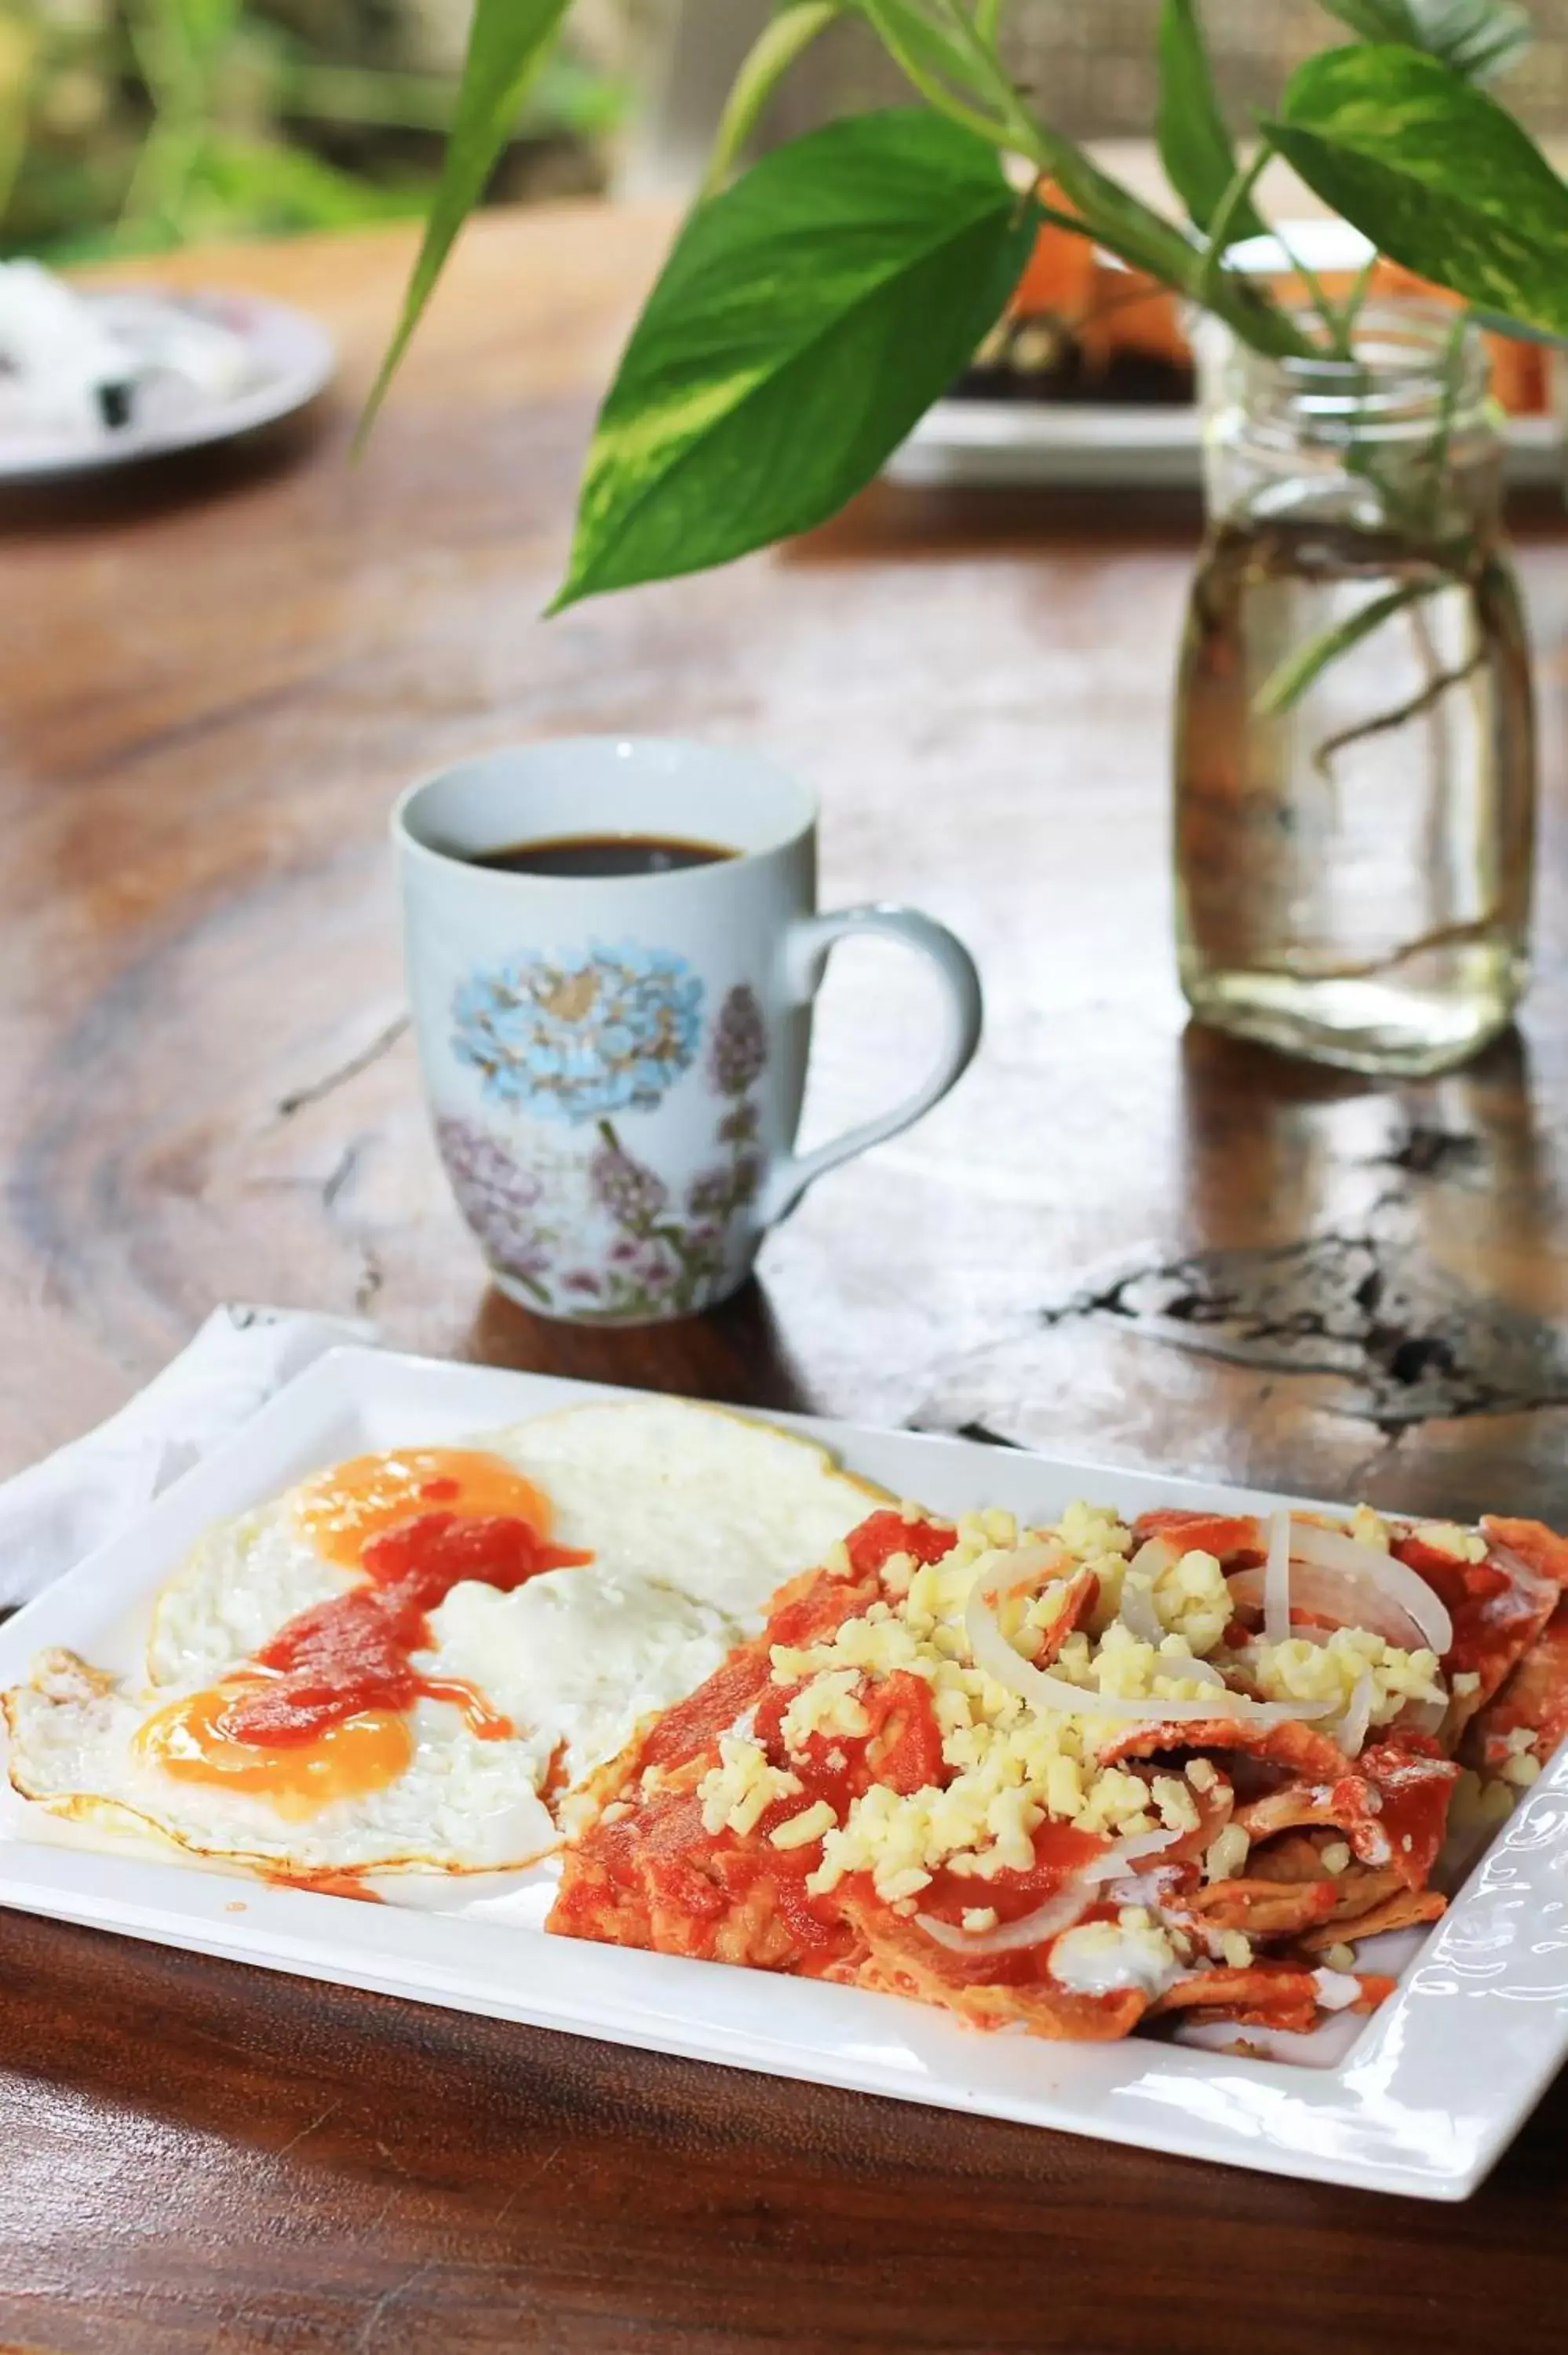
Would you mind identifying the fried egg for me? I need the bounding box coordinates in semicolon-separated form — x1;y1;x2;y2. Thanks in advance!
5;1397;881;1879
5;1647;560;1874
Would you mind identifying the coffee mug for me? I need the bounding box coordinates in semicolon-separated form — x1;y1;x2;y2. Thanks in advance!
393;737;982;1325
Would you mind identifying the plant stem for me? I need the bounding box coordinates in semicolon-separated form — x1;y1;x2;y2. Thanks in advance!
1255;577;1442;717
859;0;1012;146
1276;907;1502;984
1194;144;1271;312
1426;303;1474;491
1269;221;1351;355
906;0;1312;358
1337;250;1379;348
702;2;844;195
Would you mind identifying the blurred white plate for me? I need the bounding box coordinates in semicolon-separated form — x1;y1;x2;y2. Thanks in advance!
0;287;335;484
888;403;1563;492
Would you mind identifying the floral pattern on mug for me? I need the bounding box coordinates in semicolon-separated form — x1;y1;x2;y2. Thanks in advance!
435;1116;557;1305
439;983;771;1322
450;941;705;1123
683;984;766;1225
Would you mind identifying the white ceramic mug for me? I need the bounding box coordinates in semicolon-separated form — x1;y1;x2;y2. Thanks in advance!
393;737;982;1325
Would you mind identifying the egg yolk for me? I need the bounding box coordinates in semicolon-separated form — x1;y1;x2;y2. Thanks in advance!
293;1448;558;1568
136;1685;415;1820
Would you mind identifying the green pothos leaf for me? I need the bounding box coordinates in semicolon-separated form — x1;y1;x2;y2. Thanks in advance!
1270;45;1568;336
553;110;1038;611
1157;0;1267;242
363;0;571;433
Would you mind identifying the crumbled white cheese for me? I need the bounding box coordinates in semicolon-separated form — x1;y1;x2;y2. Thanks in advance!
1411;1521;1486;1565
1350;1505;1392;1553
1313;1967;1362;2012
1049;1917;1180;2001
1205;1824;1250;1884
780;1668;870;1753
1151;1773;1202;1835
769;1800;837;1850
1245;1625;1444;1728
698;1736;801;1838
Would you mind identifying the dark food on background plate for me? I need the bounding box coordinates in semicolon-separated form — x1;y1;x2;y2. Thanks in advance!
950;221;1194;408
950;219;1554;414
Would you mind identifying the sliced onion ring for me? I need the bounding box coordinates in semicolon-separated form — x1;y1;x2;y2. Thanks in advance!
913;1827;1182;1956
1227;1563;1428;1653
1287;1519;1453;1656
1405;1694;1449;1738
1326;1667;1373;1758
1264;1508;1292;1647
965;1556;1333;1727
1118;1540;1176;1645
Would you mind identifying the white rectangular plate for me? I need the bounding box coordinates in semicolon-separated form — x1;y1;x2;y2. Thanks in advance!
887;398;1564;491
0;1345;1562;2200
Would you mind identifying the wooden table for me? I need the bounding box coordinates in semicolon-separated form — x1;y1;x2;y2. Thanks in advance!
3;205;1568;2353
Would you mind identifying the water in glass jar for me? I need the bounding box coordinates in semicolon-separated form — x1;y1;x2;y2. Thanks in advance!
1175;516;1534;1079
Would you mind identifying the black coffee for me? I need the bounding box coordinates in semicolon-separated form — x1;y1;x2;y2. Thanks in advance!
469;833;737;880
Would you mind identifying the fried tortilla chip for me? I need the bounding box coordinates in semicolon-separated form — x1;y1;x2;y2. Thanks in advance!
1402;1520;1559;1734
1238;1741;1457;1890
1464;1594;1568;1776
1245;1831;1336;1884
1294;1887;1446;1953
835;1889;1147;2041
1187;1876;1342;1939
1098;1715;1350;1783
1130;1510;1265;1568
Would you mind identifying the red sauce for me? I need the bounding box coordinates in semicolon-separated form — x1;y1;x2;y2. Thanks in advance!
220;1504;589;1747
264;1868;385;1903
862;1671;947;1795
638;1648;775;1775
1134;1509;1265;1569
844;1511;957;1578
873;1822;1115;1988
1358;1740;1460;1885
1395;1532;1555;1694
924;1818;1110;1923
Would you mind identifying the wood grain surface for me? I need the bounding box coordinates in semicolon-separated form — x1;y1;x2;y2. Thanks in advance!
2;203;1568;2353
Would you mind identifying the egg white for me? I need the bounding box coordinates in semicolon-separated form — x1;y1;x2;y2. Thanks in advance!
147;1499;356;1689
476;1397;884;1629
418;1566;732;1794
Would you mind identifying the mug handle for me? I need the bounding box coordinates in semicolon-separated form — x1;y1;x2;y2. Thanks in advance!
757;902;983;1227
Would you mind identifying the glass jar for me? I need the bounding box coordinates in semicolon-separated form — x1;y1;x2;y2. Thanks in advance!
1174;304;1536;1077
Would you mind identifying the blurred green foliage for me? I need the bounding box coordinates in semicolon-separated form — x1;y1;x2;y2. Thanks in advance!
0;0;623;257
